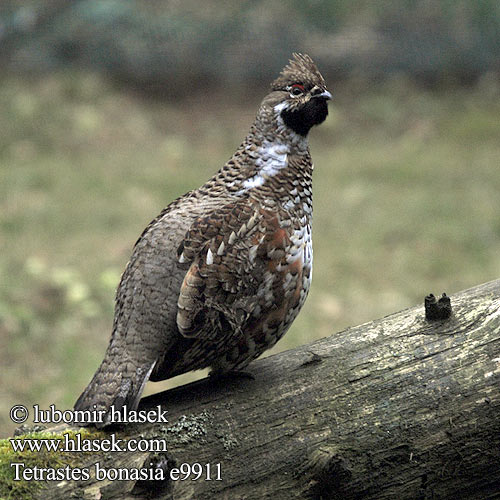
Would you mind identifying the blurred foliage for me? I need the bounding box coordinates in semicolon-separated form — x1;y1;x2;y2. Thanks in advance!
0;0;499;96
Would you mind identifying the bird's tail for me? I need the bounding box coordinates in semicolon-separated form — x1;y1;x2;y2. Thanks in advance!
74;356;156;428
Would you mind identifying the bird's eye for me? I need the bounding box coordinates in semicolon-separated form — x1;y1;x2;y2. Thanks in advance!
290;83;305;96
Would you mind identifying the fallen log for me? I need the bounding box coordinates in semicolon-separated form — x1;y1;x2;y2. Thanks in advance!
6;279;500;499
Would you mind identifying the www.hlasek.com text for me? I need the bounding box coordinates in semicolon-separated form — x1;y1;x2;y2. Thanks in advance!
10;432;167;454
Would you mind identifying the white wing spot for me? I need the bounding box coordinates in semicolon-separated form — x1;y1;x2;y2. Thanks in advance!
237;223;247;237
249;244;259;263
206;248;214;265
217;241;225;256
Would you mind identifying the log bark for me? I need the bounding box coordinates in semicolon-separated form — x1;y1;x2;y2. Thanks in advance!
21;279;500;499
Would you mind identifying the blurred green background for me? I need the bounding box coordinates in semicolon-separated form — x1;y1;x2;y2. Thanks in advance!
1;0;499;437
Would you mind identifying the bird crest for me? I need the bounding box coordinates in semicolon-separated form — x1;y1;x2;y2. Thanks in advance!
271;53;326;91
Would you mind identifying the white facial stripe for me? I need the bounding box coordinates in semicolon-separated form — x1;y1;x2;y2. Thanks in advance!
274;101;289;113
274;100;306;148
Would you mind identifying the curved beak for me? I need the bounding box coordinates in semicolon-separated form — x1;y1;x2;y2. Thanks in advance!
311;87;332;100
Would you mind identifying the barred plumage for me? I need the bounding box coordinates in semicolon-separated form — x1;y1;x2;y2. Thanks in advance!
75;53;331;426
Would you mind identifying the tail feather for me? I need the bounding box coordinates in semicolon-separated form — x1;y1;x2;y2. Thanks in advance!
74;358;156;428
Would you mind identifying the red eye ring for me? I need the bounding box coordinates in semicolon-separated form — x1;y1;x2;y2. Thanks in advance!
290;83;305;95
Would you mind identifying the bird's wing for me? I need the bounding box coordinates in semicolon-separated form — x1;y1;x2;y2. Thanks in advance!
175;196;304;340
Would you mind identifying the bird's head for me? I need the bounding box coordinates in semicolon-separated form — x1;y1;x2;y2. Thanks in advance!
265;53;331;137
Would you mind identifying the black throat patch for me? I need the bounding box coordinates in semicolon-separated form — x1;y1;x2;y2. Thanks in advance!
281;98;329;136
